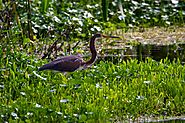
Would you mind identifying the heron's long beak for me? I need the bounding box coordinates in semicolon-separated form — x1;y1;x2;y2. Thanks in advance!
102;35;120;39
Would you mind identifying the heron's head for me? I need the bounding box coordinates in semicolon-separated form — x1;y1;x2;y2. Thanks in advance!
94;33;120;39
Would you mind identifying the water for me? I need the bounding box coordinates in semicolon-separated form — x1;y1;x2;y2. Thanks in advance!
147;118;185;123
127;116;185;123
99;43;185;64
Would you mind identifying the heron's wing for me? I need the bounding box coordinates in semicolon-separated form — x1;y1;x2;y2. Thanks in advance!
39;55;84;72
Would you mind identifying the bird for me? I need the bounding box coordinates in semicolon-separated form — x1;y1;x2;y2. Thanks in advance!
38;33;120;72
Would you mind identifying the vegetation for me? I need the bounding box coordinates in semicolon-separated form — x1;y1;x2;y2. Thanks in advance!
1;0;185;122
1;0;184;41
1;49;185;122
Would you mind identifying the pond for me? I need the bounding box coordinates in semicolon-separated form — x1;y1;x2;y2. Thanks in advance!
145;117;185;123
99;43;185;64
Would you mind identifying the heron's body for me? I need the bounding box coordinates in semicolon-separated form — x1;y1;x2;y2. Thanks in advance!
39;55;84;72
39;34;119;72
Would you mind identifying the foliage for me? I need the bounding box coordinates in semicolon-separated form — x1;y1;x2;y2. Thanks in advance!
102;0;109;21
0;1;185;122
0;0;185;41
1;45;185;122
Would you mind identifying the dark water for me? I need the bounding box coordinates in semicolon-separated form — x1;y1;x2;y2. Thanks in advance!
125;117;185;123
148;119;185;123
99;43;185;64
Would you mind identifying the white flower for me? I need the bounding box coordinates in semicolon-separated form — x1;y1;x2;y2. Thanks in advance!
35;103;42;108
60;99;69;103
20;92;26;96
171;0;179;4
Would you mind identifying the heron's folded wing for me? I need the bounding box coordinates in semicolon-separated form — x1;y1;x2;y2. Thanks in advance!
49;55;83;72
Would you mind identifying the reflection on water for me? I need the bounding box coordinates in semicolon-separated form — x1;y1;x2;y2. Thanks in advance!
99;43;185;64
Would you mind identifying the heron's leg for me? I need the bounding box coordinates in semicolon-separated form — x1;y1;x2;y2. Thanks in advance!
62;72;73;81
82;64;91;70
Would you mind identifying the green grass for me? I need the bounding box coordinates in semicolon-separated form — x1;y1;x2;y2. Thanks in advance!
1;49;185;122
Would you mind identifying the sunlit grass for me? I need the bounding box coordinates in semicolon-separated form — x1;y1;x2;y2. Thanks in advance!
1;48;185;122
104;26;185;48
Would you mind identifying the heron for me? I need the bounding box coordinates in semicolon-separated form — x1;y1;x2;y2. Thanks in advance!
38;33;120;72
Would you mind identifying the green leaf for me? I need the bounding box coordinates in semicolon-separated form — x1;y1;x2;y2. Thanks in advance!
41;0;51;13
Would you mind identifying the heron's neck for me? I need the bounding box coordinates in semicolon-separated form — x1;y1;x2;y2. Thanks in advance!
84;36;97;65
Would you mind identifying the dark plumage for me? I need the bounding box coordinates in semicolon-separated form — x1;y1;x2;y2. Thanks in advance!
38;55;83;72
38;33;120;72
